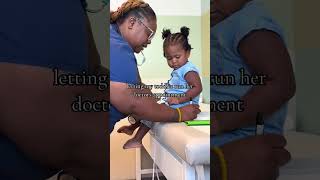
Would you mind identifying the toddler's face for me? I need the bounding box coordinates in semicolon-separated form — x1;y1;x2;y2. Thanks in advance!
164;45;190;70
211;0;251;26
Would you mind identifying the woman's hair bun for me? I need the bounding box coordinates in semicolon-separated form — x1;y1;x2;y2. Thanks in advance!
180;26;190;37
162;29;172;40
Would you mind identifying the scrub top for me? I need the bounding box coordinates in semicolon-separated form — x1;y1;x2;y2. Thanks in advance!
211;0;288;146
0;0;88;179
110;23;139;133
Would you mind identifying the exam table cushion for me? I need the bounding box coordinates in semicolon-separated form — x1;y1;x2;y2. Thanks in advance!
150;105;210;166
151;122;210;165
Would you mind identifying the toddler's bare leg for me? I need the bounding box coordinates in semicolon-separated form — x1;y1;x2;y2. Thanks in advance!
117;121;141;135
123;123;150;149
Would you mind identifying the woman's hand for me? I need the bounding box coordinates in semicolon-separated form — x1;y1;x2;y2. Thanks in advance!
179;104;201;121
214;134;291;180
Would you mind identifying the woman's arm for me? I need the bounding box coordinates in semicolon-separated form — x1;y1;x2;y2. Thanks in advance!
110;81;200;122
212;30;296;134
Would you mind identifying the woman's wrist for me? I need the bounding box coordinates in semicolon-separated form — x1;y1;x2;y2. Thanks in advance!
176;108;182;122
170;108;179;122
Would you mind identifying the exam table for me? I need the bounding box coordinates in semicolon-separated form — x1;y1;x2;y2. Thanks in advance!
136;104;210;180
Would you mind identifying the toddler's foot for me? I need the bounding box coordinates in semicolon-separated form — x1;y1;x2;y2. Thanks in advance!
123;138;142;149
117;125;135;135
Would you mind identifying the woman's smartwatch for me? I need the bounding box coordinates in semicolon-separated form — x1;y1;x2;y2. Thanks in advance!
128;115;137;125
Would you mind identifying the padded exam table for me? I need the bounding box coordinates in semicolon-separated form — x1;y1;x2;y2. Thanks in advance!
136;104;210;180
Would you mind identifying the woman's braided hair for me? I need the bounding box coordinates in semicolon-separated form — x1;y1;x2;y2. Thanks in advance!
110;0;156;24
162;26;193;56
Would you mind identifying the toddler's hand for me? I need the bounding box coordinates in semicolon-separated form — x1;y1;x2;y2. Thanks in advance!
167;97;180;105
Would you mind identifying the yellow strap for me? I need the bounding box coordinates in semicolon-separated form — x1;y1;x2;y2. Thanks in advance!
213;147;228;180
176;108;182;122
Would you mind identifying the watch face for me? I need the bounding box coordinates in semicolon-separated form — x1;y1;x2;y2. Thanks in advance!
128;116;136;124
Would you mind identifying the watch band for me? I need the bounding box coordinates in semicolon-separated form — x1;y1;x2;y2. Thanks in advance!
128;115;137;124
